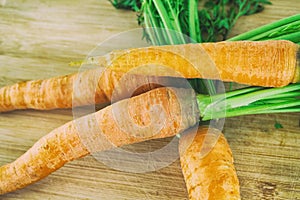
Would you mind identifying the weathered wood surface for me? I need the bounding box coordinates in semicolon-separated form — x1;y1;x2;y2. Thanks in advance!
0;0;299;199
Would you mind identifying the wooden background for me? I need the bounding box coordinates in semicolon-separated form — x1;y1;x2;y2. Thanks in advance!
0;0;299;199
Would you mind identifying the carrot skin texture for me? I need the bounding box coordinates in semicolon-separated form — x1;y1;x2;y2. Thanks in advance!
0;121;89;194
179;127;240;200
0;68;184;112
0;87;199;194
0;40;298;112
108;40;298;87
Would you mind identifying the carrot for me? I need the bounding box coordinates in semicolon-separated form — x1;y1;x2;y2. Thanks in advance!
179;127;240;200
0;68;184;112
0;87;199;194
107;40;299;86
0;40;298;113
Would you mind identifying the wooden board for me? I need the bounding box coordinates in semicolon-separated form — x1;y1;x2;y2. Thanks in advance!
0;0;299;199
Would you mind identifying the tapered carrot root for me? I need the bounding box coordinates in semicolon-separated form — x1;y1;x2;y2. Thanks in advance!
179;127;240;200
0;40;298;113
0;87;199;194
0;68;184;112
0;120;89;194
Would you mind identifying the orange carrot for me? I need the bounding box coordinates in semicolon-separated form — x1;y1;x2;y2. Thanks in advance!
0;87;199;194
107;40;299;86
0;68;183;112
0;40;298;112
179;127;240;200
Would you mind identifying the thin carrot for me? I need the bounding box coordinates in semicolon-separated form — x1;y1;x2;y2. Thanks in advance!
0;40;298;113
0;69;184;112
0;87;199;194
179;127;240;200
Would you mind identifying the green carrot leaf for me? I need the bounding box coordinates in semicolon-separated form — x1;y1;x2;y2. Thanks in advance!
274;121;283;129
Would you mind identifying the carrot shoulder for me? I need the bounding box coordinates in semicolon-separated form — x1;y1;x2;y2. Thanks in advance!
0;87;199;194
179;127;240;200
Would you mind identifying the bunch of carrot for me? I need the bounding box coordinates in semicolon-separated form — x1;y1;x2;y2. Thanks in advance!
0;40;299;196
0;13;300;199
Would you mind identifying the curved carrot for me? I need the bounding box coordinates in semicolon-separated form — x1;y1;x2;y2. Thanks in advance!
0;87;199;194
0;40;298;112
179;127;240;200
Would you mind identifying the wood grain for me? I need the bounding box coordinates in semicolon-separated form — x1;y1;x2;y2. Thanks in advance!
0;0;299;199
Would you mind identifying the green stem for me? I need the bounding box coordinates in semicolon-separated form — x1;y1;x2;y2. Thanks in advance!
221;84;300;109
245;20;300;41
197;83;300;121
269;31;300;43
255;98;298;104
143;4;159;45
188;0;202;43
228;14;300;41
152;0;185;44
205;80;217;95
211;86;262;101
202;101;300;120
260;91;300;100
254;108;300;114
165;1;186;43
